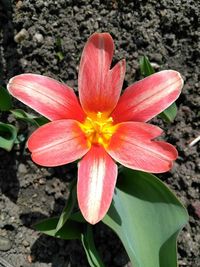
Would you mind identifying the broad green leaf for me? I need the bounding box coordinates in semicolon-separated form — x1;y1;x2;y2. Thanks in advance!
159;102;177;123
103;169;188;267
139;56;177;123
11;109;49;126
70;211;86;223
56;181;77;232
34;217;82;240
0;123;17;151
139;55;155;76
0;86;12;111
81;225;105;267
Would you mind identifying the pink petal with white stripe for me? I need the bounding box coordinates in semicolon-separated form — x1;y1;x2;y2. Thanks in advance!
111;70;183;123
8;74;85;122
106;122;178;173
28;120;89;167
78;33;125;116
78;145;117;224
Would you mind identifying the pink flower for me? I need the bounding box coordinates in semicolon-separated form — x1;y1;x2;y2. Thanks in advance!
8;33;183;224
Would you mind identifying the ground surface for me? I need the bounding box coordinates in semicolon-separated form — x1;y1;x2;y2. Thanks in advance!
0;0;199;266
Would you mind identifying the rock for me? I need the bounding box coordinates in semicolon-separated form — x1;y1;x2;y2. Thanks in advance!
191;201;200;219
151;62;160;69
0;236;12;251
14;29;29;43
20;58;29;68
22;240;30;247
39;178;46;185
33;33;44;43
18;163;27;174
151;53;163;64
16;0;23;9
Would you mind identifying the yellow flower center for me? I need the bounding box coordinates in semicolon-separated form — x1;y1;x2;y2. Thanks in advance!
80;112;116;148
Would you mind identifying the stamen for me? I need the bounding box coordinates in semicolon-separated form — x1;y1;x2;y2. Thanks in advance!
80;112;115;147
97;111;102;119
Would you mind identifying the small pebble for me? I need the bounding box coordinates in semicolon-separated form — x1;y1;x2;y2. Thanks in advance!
41;197;46;203
33;33;44;43
39;178;46;185
192;201;200;219
22;240;30;247
18;163;28;174
0;236;12;251
16;0;23;9
152;54;163;64
27;254;34;263
14;29;29;43
10;217;16;223
151;62;160;69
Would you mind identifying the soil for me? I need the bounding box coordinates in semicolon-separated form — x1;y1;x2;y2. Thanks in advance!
0;0;199;266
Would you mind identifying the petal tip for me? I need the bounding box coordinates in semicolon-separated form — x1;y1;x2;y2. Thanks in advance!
167;69;184;89
89;32;113;42
84;215;102;225
7;76;15;93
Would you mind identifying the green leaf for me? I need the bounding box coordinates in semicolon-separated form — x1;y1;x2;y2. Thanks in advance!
103;169;188;267
81;225;105;267
159;102;177;123
34;116;49;126
10;109;49;126
34;217;82;240
0;122;17;151
70;211;86;223
55;37;64;62
139;55;155;76
11;109;35;120
0;86;12;111
139;56;177;123
56;181;77;232
56;51;64;62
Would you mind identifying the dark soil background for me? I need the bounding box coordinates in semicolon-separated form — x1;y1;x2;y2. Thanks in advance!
0;0;199;266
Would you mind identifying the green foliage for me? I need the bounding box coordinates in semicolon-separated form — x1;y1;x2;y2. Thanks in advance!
70;211;86;223
0;122;17;151
33;168;188;267
81;225;105;267
34;217;82;240
139;56;155;76
0;87;12;111
103;169;188;267
0;88;49;152
56;181;77;232
139;55;178;122
34;179;104;267
10;109;49;126
55;37;64;62
159;102;178;123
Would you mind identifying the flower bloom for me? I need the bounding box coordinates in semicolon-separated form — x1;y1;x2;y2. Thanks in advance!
8;33;183;224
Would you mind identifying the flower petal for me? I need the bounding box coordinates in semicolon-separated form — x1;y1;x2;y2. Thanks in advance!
111;70;183;123
77;145;117;224
8;74;85;122
28;120;89;166
106;122;178;173
78;33;125;116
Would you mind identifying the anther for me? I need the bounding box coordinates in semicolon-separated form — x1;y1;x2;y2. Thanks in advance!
97;112;102;119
